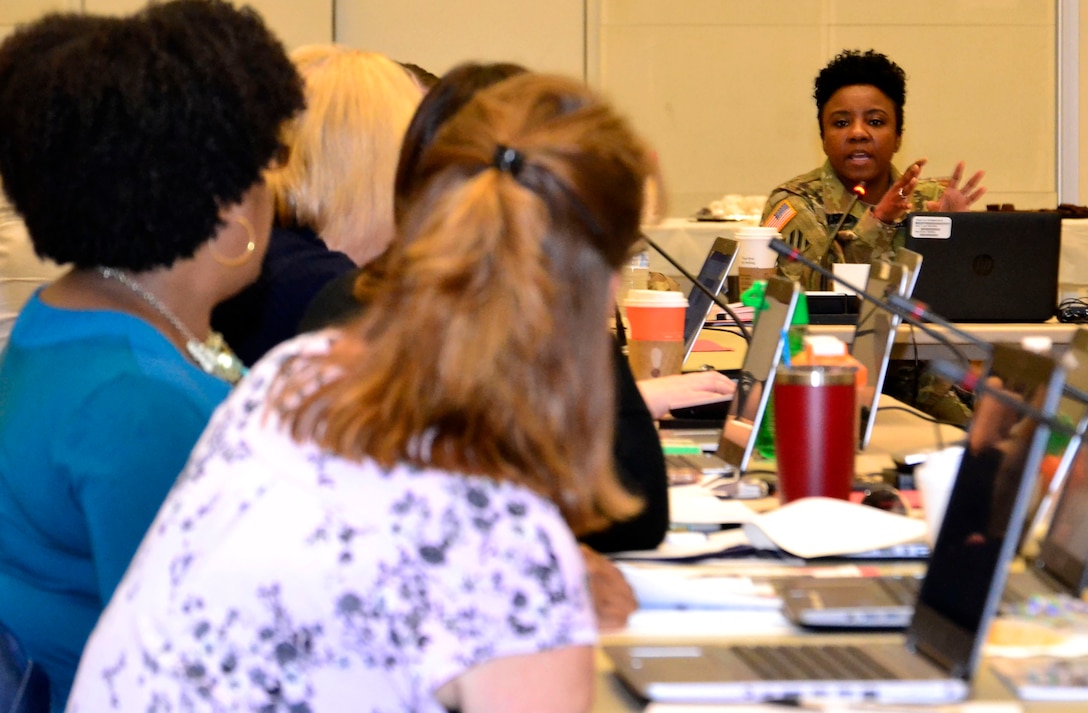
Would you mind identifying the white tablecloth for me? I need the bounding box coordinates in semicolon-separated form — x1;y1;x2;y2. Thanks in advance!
1059;218;1088;299
642;218;760;279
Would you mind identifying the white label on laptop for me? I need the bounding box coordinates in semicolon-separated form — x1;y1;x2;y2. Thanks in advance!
910;215;953;239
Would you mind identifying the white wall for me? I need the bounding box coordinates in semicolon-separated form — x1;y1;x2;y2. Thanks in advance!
333;0;584;77
593;1;1056;216
0;0;332;48
330;0;1064;216
2;0;1086;213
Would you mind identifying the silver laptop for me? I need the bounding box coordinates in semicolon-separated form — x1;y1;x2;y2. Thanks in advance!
607;342;1065;705
894;247;923;298
666;276;799;480
778;448;1088;630
780;328;1088;630
1024;328;1088;594
681;237;739;366
851;259;909;451
713;276;799;474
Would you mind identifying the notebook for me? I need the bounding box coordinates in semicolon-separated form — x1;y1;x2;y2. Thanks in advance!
850;259;909;451
780;328;1088;630
681;237;739;365
607;342;1066;705
903;211;1061;322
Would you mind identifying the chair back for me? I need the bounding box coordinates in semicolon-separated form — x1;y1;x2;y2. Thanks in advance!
0;622;48;713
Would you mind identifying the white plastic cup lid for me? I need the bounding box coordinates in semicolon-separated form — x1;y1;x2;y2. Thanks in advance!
735;226;780;238
622;289;687;308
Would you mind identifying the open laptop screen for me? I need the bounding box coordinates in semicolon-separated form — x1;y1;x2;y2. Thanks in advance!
1036;328;1088;591
715;276;799;473
910;344;1065;678
851;260;908;450
682;237;738;364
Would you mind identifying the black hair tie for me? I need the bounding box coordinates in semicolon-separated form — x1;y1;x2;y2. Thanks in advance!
492;145;525;176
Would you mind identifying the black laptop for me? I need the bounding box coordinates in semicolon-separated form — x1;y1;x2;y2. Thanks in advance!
903;211;1061;322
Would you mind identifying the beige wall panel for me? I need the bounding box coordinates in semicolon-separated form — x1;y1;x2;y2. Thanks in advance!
1080;0;1088;206
68;1;329;48
82;0;143;13
1;0;75;38
829;0;1054;25
602;0;823;25
244;0;332;49
600;24;825;216
335;0;584;78
834;25;1056;208
599;2;1057;215
0;0;73;24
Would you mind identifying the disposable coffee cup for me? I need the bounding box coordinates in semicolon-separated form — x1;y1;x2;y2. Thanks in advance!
730;226;779;301
914;445;964;547
773;364;857;503
623;289;686;379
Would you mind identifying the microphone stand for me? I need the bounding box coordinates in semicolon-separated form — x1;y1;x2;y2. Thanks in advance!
640;234;751;342
817;182;867;290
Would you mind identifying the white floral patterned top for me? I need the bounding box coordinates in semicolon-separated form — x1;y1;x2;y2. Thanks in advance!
67;331;596;712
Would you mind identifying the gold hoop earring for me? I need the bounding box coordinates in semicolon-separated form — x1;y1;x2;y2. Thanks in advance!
212;216;258;267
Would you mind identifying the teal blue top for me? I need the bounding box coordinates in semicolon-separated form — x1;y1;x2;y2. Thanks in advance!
0;291;230;711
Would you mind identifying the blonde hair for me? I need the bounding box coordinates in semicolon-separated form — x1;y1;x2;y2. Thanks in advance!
268;45;422;265
273;74;656;536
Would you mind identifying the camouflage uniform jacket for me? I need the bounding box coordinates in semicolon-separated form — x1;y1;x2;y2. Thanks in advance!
761;160;946;290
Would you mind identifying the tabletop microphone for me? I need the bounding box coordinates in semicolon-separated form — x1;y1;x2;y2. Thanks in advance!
816;182;867;290
640;233;752;342
828;182;867;242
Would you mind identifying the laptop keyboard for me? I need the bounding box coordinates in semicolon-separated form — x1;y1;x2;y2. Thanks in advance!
880;576;921;605
733;645;899;681
880;573;1032;609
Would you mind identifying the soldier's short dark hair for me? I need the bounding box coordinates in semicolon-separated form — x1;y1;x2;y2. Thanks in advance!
814;49;906;137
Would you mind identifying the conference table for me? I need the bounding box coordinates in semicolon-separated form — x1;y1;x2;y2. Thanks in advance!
590;395;1083;712
682;319;1078;374
647;215;1086;367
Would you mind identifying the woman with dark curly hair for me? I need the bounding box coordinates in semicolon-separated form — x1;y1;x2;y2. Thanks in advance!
761;49;986;423
762;49;986;290
0;1;303;708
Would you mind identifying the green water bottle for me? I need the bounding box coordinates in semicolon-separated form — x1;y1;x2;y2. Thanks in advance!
749;283;808;459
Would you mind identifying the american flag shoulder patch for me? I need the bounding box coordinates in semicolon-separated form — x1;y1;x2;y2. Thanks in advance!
763;200;797;230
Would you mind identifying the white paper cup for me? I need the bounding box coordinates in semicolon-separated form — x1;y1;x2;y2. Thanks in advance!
831;262;871;297
914;445;964;547
732;227;779;297
734;227;779;269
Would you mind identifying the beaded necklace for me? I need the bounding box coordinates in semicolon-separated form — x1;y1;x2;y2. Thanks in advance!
99;267;246;384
